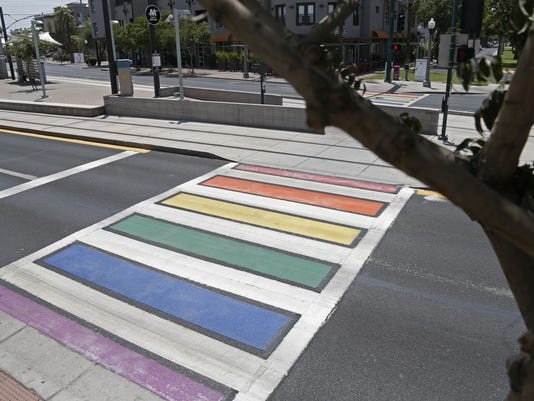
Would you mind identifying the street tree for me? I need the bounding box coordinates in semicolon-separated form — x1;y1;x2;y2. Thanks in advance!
51;6;77;61
72;21;95;59
197;0;534;399
179;19;211;73
413;0;454;37
6;30;53;80
483;0;533;56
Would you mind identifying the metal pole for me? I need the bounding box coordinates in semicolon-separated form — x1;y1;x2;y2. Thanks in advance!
440;0;459;141
384;0;395;83
102;0;118;94
243;44;249;78
0;8;15;80
260;62;265;104
174;8;184;100
422;30;432;87
148;11;160;97
31;20;47;98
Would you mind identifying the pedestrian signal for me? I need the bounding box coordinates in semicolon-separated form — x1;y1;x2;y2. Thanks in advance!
456;45;474;63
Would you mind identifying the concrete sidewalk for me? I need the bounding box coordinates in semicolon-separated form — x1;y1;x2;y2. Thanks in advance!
0;66;530;188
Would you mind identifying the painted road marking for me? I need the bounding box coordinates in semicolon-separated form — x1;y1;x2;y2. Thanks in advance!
234;164;399;193
39;243;298;357
0;128;150;153
107;214;337;291
200;176;386;217
161;193;364;246
0;160;415;401
416;189;447;200
0;167;37;181
363;92;425;107
83;229;320;314
0;151;137;200
0;283;233;401
143;204;352;265
223;168;395;204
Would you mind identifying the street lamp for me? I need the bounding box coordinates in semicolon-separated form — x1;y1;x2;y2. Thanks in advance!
31;19;47;98
422;17;435;88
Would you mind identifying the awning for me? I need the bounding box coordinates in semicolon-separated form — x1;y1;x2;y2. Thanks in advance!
211;33;232;43
39;32;62;46
372;30;389;39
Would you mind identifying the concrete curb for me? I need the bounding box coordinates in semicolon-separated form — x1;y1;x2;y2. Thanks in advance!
0;99;104;118
0;124;231;161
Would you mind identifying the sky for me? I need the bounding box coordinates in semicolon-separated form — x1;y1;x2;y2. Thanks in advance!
1;1;84;32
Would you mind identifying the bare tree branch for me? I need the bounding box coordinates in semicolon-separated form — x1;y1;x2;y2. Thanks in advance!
307;0;359;44
198;0;534;257
479;24;534;184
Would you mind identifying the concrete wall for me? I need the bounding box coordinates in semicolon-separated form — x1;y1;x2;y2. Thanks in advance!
158;86;283;106
0;100;104;117
104;95;439;134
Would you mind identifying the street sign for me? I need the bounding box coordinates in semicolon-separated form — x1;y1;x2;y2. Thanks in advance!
145;5;161;25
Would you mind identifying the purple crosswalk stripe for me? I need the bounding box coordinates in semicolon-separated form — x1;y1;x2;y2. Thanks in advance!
0;283;233;401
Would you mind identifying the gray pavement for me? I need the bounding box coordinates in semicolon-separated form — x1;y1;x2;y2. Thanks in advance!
0;68;531;187
0;67;532;400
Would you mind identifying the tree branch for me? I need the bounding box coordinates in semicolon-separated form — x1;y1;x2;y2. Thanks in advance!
478;23;534;184
198;0;534;257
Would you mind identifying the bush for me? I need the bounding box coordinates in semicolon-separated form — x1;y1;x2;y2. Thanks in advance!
216;51;229;70
206;53;217;69
86;56;97;66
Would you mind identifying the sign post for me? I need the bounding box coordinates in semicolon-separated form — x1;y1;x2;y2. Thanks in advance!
146;4;161;97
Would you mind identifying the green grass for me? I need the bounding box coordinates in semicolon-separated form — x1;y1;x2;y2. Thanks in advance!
365;71;461;84
364;70;489;86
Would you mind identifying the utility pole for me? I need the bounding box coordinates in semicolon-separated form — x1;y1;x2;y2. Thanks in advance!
440;0;459;141
385;0;396;83
0;7;15;80
102;0;118;94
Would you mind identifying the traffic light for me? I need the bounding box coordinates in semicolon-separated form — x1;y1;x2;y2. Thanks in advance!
397;13;405;32
393;44;400;52
456;45;475;63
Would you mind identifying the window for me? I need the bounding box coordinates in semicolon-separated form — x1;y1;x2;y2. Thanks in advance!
353;7;359;25
376;5;380;13
275;4;286;24
89;0;96;13
327;2;336;14
296;3;315;25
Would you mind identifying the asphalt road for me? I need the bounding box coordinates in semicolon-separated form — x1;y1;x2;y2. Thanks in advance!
0;130;226;266
43;62;487;112
0;130;521;400
45;62;300;97
269;194;523;401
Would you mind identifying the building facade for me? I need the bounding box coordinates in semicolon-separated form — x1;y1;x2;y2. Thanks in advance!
88;0;409;67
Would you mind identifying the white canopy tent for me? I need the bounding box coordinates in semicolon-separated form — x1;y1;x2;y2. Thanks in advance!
38;32;62;47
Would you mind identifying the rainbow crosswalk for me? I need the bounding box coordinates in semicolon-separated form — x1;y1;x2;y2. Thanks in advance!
0;162;413;401
364;91;426;107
